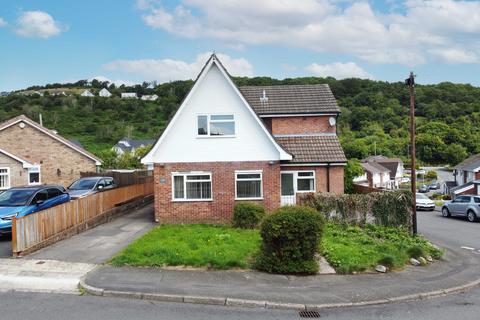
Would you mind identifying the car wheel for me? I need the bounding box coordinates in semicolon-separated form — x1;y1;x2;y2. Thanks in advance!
467;210;478;223
442;207;450;218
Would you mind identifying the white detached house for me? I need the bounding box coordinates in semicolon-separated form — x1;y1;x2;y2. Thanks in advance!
142;54;346;224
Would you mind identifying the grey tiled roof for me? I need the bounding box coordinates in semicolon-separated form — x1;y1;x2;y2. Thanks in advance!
276;135;346;163
361;162;390;174
239;84;340;115
454;154;480;171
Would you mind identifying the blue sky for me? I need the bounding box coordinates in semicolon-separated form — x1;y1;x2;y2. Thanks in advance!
1;0;480;91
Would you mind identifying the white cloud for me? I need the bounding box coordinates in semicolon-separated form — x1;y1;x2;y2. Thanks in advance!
102;52;253;82
90;76;136;87
16;11;63;38
306;62;374;79
137;0;480;66
0;17;7;27
428;48;478;64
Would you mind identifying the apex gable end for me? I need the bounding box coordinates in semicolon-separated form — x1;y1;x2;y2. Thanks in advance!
142;55;291;164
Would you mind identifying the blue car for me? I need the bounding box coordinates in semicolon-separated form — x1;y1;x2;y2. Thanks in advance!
0;185;70;234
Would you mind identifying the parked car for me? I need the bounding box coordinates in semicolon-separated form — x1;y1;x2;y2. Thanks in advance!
429;182;440;190
418;185;429;193
441;195;480;222
416;193;435;211
0;185;70;234
67;176;117;199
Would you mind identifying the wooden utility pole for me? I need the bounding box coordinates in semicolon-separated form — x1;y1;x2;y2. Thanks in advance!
406;72;417;235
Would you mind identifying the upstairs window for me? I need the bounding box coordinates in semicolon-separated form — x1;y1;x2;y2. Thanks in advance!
197;114;235;137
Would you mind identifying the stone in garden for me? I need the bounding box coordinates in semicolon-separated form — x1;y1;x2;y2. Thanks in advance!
426;256;433;262
410;258;421;266
375;265;387;273
418;257;428;266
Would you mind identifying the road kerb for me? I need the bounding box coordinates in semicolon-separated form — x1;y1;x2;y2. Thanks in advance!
79;277;480;311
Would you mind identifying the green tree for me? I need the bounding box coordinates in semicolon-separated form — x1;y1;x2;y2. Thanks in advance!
344;159;364;194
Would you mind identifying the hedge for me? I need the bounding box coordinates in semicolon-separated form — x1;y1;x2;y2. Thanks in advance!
299;190;412;229
254;206;324;274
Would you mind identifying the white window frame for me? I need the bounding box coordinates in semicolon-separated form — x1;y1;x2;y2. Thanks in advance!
196;114;236;138
235;170;263;200
28;166;41;186
295;170;316;193
171;171;212;202
0;167;10;190
280;170;316;194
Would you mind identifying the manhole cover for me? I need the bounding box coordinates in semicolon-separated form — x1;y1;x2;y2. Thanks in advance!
299;310;321;318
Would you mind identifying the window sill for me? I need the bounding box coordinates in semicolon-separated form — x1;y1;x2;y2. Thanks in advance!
196;135;236;139
235;197;264;201
172;199;213;202
296;190;315;193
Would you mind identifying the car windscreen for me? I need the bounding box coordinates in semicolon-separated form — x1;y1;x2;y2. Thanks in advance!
69;179;98;190
0;189;36;207
416;193;429;200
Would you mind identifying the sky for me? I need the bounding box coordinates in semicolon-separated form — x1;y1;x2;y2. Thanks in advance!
1;0;480;91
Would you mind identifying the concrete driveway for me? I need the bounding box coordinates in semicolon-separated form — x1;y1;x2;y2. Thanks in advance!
26;204;156;264
0;234;11;258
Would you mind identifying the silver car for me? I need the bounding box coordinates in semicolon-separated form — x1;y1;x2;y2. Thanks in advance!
67;177;117;199
441;195;480;222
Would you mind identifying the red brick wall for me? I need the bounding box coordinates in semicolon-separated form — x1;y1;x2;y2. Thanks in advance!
476;172;480;180
271;116;335;135
154;161;281;224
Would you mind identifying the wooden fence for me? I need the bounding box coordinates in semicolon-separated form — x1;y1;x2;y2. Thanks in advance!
80;170;153;188
12;182;154;256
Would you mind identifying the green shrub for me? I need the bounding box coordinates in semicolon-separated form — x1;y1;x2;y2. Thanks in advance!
255;206;324;274
377;256;395;269
232;202;266;229
407;246;425;259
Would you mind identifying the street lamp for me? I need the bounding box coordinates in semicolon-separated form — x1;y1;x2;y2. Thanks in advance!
405;72;417;235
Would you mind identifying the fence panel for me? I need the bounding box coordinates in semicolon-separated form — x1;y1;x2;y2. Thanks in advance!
12;182;153;256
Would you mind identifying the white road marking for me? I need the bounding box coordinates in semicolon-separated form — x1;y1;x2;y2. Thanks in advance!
461;246;475;251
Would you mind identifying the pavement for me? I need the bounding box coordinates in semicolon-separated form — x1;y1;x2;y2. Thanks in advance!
0;204;155;294
81;209;480;310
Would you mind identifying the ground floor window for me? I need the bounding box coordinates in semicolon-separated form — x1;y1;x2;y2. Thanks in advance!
28;166;41;185
172;172;212;201
235;171;263;199
0;168;10;190
281;170;315;194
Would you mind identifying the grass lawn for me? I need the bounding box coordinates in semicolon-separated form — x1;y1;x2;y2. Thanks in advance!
110;224;260;269
111;223;443;273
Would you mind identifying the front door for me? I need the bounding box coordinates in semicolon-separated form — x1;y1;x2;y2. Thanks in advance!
281;172;295;205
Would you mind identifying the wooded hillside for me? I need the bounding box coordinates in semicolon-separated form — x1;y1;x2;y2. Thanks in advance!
1;77;479;165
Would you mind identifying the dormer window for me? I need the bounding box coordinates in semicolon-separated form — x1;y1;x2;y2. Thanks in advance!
197;114;235;137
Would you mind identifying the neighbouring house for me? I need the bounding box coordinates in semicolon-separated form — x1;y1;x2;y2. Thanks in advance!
450;154;480;197
113;137;156;155
141;94;159;101
363;155;404;189
0;115;102;189
99;88;112;97
141;54;346;224
81;89;94;97
121;92;137;99
354;161;392;189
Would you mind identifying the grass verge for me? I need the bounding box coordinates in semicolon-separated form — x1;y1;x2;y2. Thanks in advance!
110;224;260;269
111;223;443;273
322;223;443;274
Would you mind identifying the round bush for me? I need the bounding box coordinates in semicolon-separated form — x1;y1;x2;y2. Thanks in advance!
232;202;266;229
255;206;324;274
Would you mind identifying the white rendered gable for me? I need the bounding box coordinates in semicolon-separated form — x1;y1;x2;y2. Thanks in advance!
142;58;291;164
